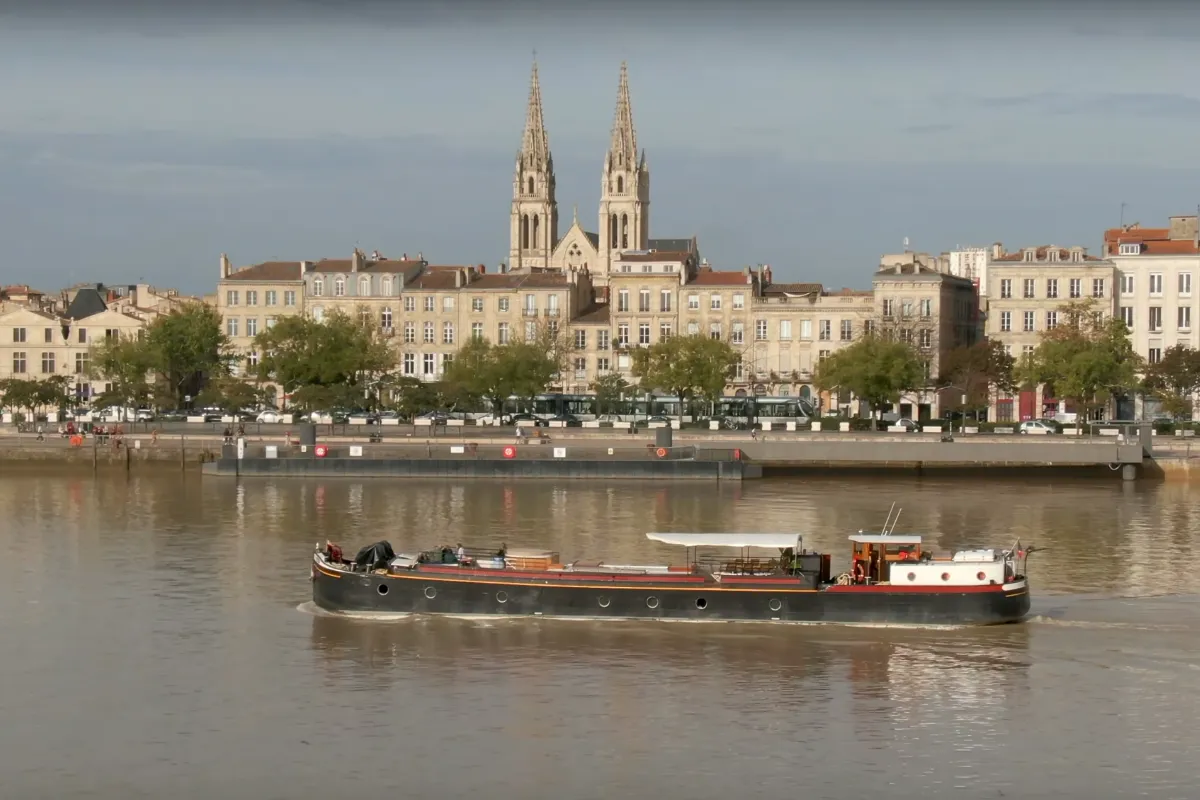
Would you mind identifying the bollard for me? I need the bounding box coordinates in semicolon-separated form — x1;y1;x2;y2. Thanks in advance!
181;435;186;470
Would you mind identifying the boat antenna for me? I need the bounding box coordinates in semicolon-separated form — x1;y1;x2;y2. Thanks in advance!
881;502;896;534
886;508;903;535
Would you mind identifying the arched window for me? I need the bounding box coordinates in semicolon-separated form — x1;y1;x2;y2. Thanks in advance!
312;278;323;297
527;176;534;195
532;215;540;249
621;214;629;249
616;175;624;194
521;214;529;249
381;277;392;295
381;307;393;329
334;277;346;297
609;214;618;249
359;277;370;296
312;306;325;322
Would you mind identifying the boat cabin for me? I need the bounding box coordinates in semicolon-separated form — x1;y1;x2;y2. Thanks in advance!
646;532;832;586
848;534;925;584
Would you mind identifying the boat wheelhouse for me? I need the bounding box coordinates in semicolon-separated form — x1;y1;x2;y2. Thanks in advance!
312;520;1032;626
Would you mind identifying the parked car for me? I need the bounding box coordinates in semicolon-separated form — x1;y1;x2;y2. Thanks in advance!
134;408;155;422
417;410;450;424
158;409;188;422
476;412;513;426
256;409;283;424
548;413;582;427
1018;420;1059;435
377;410;401;422
510;413;546;428
890;418;920;432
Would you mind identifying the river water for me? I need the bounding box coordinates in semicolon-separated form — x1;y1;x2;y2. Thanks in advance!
1;473;1198;799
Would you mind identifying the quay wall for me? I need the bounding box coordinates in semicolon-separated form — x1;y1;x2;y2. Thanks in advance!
202;457;752;481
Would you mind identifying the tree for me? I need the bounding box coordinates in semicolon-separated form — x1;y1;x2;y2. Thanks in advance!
1018;299;1141;423
813;335;924;421
441;336;562;414
590;372;629;415
88;335;155;411
631;334;740;421
252;310;395;409
938;340;1015;419
142;304;232;408
195;377;268;415
384;376;449;419
1142;344;1200;419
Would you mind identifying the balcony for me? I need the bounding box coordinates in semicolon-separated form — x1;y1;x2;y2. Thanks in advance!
522;308;538;317
543;308;560;317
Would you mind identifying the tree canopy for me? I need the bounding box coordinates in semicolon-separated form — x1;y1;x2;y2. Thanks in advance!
441;330;566;413
631;334;740;417
88;334;156;410
1142;344;1200;419
143;304;231;407
938;340;1015;414
1017;299;1141;417
813;335;923;418
0;376;72;419
590;372;629;415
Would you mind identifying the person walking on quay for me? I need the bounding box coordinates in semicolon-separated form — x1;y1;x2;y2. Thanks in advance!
36;424;45;442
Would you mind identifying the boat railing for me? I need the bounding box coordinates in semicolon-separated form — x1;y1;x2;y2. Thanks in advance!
696;555;787;576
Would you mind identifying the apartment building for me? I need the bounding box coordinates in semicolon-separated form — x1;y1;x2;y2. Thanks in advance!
985;245;1117;421
1103;217;1200;364
0;304;146;403
872;261;978;419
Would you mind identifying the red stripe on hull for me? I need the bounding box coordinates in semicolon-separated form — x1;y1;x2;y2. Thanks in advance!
825;584;1008;593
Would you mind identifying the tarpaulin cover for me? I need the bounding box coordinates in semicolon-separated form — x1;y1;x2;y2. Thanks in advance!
354;541;396;570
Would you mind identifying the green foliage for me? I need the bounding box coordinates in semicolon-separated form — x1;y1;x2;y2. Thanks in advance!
195;378;268;414
938;340;1015;412
590;372;629;414
1142;344;1200;419
1018;300;1141;416
383;376;453;419
631;334;740;417
0;376;73;417
441;326;568;413
143;304;232;407
252;310;396;407
813;335;923;417
88;335;155;410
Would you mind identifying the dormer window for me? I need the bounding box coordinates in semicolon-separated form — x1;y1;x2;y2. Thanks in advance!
1119;243;1141;256
1023;249;1036;262
1048;249;1060;262
1071;249;1082;263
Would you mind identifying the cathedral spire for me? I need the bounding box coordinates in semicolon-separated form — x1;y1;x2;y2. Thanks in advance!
520;60;550;169
608;62;637;169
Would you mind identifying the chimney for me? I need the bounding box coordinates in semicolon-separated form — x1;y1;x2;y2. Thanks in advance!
455;269;464;288
499;262;508;274
219;253;232;279
764;265;772;286
478;264;486;274
402;253;408;261
417;251;424;262
299;260;311;272
351;249;362;273
991;242;1003;259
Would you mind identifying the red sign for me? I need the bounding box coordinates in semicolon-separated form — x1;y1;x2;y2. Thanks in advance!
315;445;328;458
503;446;516;459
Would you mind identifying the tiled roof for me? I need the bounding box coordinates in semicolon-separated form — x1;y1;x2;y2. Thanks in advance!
583;231;600;249
1102;227;1200;256
224;261;304;282
762;282;823;295
689;270;753;287
310;258;428;274
469;272;570;290
572;304;611;324
1103;226;1169;244
405;270;460;290
65;288;108;320
648;237;696;253
617;250;691;262
992;245;1103;263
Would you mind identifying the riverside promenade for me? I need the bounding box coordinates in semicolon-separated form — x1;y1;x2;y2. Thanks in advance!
0;422;1163;481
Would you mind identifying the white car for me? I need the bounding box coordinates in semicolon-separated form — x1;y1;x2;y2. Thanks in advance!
475;412;512;426
256;410;283;424
1018;420;1058;434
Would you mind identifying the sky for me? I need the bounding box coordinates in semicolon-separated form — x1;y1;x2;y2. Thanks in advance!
5;1;1200;294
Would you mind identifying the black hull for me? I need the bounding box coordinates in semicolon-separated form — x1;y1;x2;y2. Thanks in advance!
313;565;1030;627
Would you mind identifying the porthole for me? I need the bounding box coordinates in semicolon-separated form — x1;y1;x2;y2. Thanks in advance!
377;583;389;596
768;598;782;612
598;596;611;608
976;572;986;581
907;572;916;582
424;586;437;599
940;573;950;582
695;597;708;610
646;596;659;610
496;591;508;604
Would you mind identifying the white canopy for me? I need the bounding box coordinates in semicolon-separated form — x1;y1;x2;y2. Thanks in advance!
645;532;802;549
849;534;923;544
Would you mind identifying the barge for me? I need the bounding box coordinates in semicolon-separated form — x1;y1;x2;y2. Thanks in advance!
311;522;1033;627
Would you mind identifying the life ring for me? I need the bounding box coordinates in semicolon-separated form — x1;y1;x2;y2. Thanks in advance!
655;447;668;458
502;446;516;459
852;561;866;583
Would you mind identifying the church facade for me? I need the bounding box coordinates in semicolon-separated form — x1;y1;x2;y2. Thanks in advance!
507;61;697;287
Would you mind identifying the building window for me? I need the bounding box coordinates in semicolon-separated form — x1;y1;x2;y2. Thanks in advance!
1120;306;1134;329
638;323;650;345
687;322;699;335
359;277;370;296
75;352;89;375
780;320;792;340
424;322;434;343
919;299;932;318
226;290;240;305
1119;243;1141;256
443;322;454;344
246;290;258;306
732;322;744;344
734;360;745;380
819;350;830;362
919;329;932;348
660;322;672;340
404;322;415;343
819;320;831;341
617;323;629;346
840;320;852;341
334;277;345;297
1000;311;1011;332
404;297;416;312
423;354;435;375
472;297;484;312
424;296;435;312
1047;278;1058;299
1023;311;1035;332
882;299;894;317
226;318;239;337
265;290;277;306
498;297;510;313
443;296;454;312
41;352;55;374
1179;306;1192;331
1046;311;1058;330
403;353;415;375
755;320;768;341
12;327;26;343
1023;279;1035;299
381;278;392;295
1069;278;1081;299
498;322;509;344
1150;274;1163;295
12;352;26;373
598;330;610;350
660;290;672;312
1181;273;1193;296
733;293;744;309
687;294;699;310
521;321;534;341
710;295;722;310
266;317;277;330
618;290;629;312
1149;306;1163;331
1000;279;1012;299
638;290;651;313
1148;347;1162;364
310;280;322;298
709;322;722;340
901;300;914;317
800;320;812;340
574;357;587;380
863;320;875;336
381;308;393;329
574;330;587;349
284;291;296;306
43;327;52;343
472;322;484;340
597;357;610;373
246;318;258;337
247;351;259;368
1121;274;1134;295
